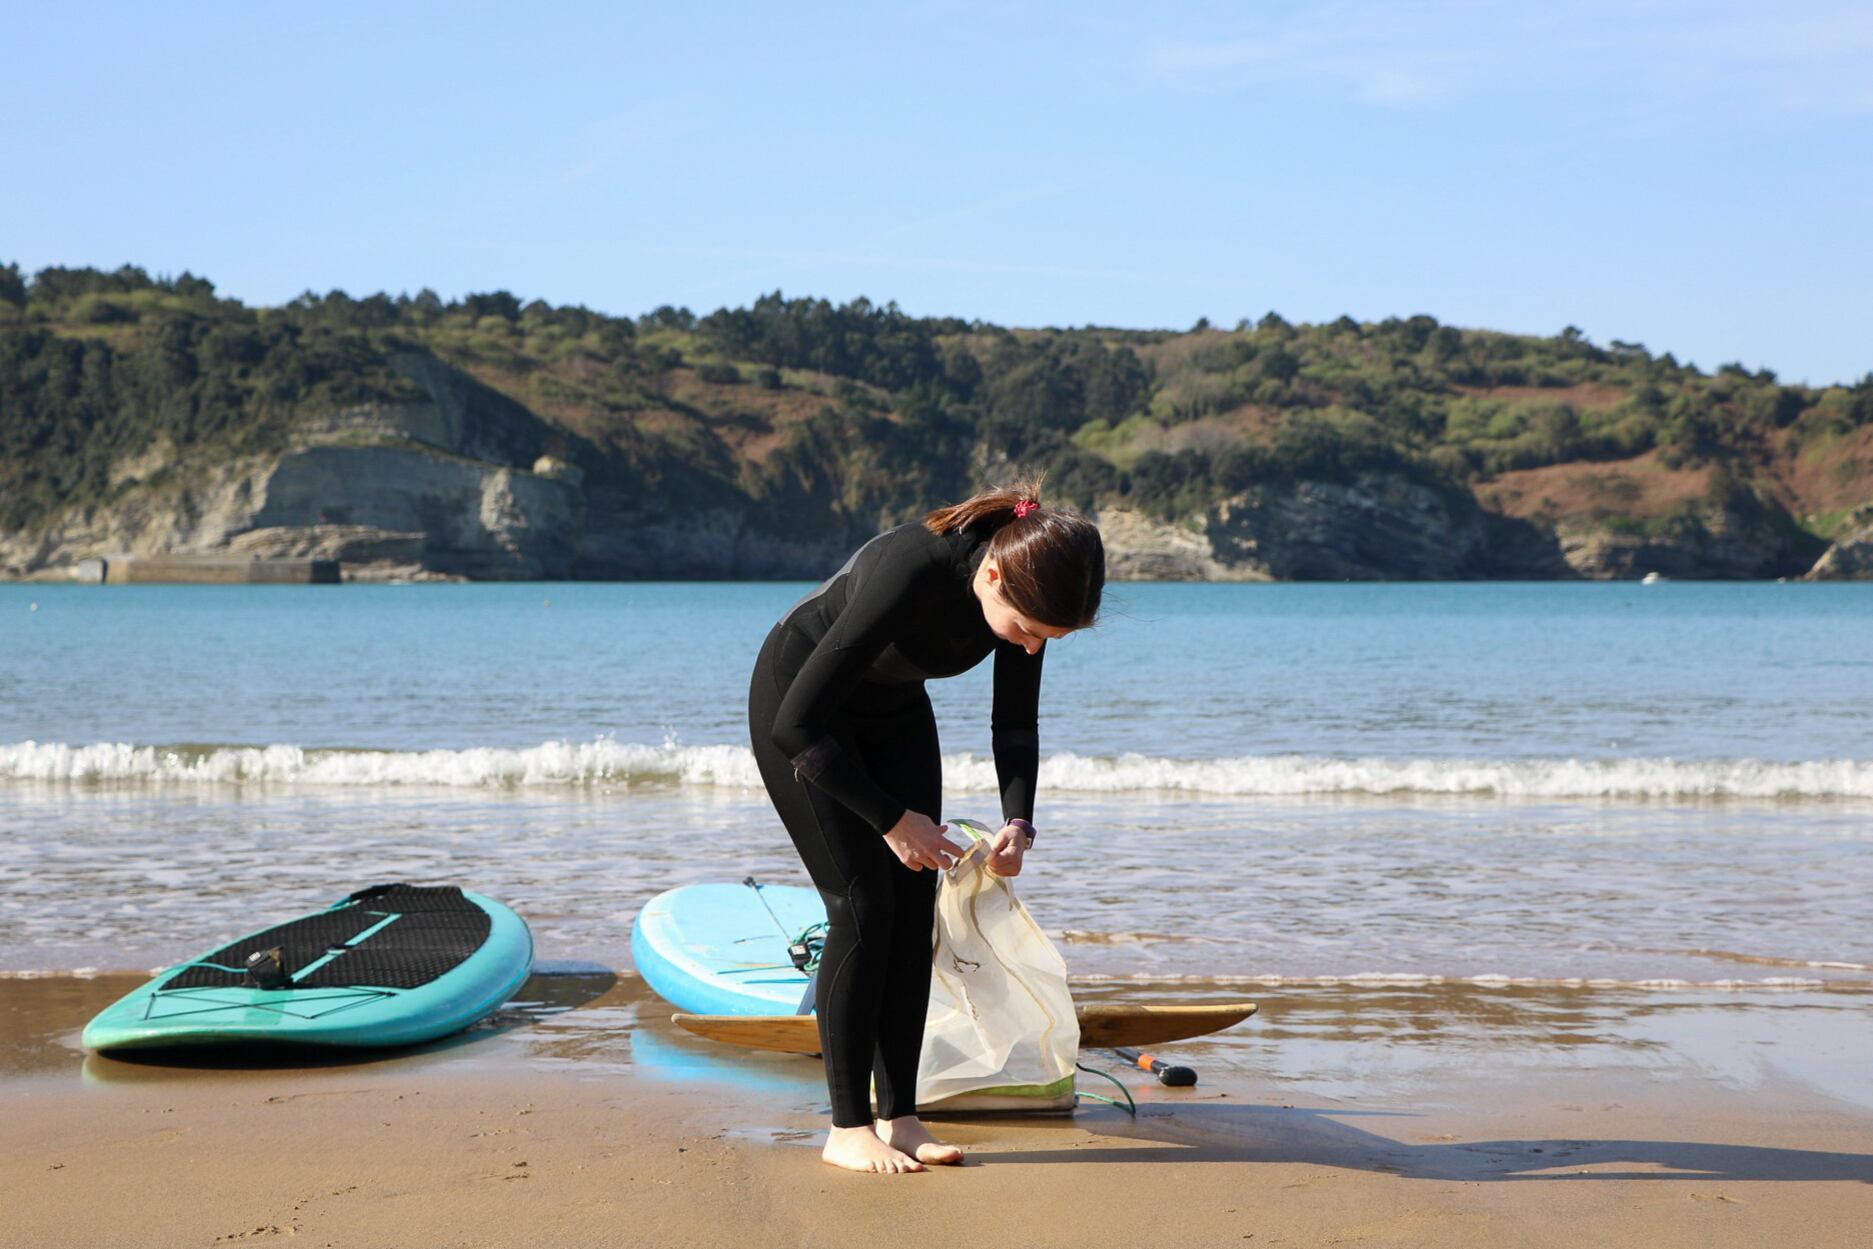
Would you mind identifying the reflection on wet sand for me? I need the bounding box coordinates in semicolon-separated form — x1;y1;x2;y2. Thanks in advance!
69;969;617;1085
6;969;828;1105
1068;978;1873;1112
9;970;1871;1119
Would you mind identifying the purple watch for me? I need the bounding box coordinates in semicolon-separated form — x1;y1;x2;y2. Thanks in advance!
1007;818;1035;849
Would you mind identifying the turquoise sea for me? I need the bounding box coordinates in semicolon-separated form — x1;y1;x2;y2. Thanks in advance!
2;580;1870;994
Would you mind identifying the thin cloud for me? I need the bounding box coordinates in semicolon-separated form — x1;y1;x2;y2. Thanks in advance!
1143;1;1873;116
404;100;678;243
1142;3;1482;108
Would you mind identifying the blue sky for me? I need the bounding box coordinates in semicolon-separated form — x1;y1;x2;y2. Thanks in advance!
4;2;1869;384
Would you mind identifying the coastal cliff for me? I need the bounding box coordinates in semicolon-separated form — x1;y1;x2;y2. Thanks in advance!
1;361;1859;582
1;356;581;581
3;266;1868;581
11;438;1832;583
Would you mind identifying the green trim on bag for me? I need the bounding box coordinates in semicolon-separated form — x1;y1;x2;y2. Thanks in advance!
958;1073;1077;1100
872;1073;1076;1101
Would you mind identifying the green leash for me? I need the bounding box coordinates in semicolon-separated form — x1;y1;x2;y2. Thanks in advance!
1073;1061;1139;1115
791;921;827;973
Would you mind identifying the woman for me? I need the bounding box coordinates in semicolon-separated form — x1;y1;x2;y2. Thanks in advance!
746;478;1105;1174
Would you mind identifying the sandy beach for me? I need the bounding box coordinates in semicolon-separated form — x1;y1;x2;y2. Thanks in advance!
5;971;1869;1248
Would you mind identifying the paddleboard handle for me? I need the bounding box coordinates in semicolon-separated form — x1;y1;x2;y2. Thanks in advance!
1111;1045;1198;1087
245;947;291;990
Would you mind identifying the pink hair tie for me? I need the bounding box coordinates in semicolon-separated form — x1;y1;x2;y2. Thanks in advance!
1014;498;1037;519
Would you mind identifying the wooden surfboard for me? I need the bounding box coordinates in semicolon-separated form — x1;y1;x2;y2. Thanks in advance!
669;1001;1257;1055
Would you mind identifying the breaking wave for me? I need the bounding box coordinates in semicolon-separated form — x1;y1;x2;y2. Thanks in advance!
3;739;1872;800
0;738;763;789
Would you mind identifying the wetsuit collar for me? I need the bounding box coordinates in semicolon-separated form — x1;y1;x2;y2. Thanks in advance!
952;525;992;595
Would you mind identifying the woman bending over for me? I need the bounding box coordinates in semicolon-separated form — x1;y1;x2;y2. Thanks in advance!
746;478;1104;1173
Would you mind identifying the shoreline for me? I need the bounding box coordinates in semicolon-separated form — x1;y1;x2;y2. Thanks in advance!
5;972;1870;1247
7;572;1871;584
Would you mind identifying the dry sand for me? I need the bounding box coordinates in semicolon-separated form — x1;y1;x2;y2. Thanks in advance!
3;972;1870;1248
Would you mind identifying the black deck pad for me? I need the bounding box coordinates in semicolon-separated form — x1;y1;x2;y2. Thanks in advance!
167;885;491;991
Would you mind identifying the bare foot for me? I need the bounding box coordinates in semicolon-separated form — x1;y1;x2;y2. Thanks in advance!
821;1124;925;1174
875;1115;965;1165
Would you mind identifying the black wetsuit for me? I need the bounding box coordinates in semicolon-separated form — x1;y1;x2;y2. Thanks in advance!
746;519;1043;1127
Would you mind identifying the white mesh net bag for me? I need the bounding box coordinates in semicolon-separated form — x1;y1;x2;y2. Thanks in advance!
902;817;1080;1114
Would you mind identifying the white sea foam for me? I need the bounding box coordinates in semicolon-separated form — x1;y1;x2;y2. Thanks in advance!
2;739;1871;800
0;738;763;789
1031;751;1873;800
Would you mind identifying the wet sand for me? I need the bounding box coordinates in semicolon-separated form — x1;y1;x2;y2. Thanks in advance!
4;972;1870;1248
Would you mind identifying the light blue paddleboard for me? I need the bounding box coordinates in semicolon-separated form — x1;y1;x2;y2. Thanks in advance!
630;881;823;1016
83;884;534;1052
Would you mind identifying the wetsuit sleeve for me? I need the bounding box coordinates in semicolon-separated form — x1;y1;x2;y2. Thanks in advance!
991;638;1044;825
769;546;944;833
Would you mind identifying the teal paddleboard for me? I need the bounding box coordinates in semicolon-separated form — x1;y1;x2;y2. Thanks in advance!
83;884;533;1052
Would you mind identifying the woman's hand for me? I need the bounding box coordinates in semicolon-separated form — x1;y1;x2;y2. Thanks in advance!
884;810;965;872
985;822;1028;877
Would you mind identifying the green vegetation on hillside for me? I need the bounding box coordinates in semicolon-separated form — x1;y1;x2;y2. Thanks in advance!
2;261;1869;538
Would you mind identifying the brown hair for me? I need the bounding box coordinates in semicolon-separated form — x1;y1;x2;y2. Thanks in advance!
921;473;1105;630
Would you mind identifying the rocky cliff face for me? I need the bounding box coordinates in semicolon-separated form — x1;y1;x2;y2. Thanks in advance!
1554;492;1819;581
1805;505;1873;579
1207;473;1568;580
4;350;1863;582
1095;474;1565;581
0;353;583;581
1091;508;1262;581
1080;474;1849;582
1558;519;1783;580
248;445;580;579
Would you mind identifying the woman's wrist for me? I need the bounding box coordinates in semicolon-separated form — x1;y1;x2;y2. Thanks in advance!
1005;817;1035;848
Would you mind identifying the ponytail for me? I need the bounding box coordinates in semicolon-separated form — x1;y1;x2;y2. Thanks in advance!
922;472;1105;630
920;475;1046;535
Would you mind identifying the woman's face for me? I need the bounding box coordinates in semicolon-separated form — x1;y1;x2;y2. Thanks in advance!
972;557;1076;654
